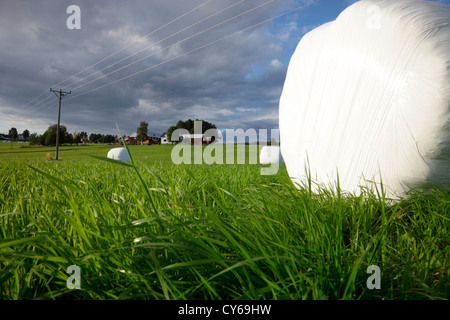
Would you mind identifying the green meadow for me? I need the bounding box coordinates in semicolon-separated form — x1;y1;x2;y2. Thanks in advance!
0;142;448;300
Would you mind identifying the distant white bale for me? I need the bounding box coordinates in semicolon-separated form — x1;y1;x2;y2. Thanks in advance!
107;148;131;161
259;146;284;165
279;0;450;199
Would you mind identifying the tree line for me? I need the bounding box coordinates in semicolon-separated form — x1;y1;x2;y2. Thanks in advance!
4;124;118;146
0;128;30;141
166;119;217;142
4;120;216;146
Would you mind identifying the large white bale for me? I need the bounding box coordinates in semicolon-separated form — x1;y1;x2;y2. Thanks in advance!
279;0;450;199
107;148;131;161
259;146;284;165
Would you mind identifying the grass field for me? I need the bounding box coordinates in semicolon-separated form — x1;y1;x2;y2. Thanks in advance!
0;141;448;300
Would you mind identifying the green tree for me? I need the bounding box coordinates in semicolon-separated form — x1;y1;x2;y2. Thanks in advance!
78;132;88;143
137;121;148;144
9;127;18;140
89;133;102;143
43;124;68;146
176;120;185;129
29;133;41;145
73;132;81;145
66;132;74;145
103;134;116;144
166;119;217;141
166;125;177;143
22;129;30;141
185;119;194;133
200;120;217;135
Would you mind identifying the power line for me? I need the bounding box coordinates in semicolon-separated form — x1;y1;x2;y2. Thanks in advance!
18;0;213;115
20;0;234;117
67;0;320;101
65;0;246;91
20;89;49;109
17;0;321;128
21;0;268;114
69;0;276;92
20;94;54;115
50;0;213;90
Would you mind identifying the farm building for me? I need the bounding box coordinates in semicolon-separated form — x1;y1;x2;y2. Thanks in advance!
143;135;161;145
123;133;161;145
121;133;137;145
161;133;171;144
180;134;215;145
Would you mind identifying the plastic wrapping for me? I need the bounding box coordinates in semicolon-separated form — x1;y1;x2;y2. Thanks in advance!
279;0;450;199
259;146;284;164
107;148;131;161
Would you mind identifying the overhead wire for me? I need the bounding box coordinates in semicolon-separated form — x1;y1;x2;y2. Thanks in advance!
17;0;321;125
51;0;214;90
67;0;321;102
21;0;270;113
17;0;213;116
69;0;276;92
65;0;246;91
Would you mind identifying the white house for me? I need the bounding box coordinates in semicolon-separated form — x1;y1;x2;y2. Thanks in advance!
161;133;170;144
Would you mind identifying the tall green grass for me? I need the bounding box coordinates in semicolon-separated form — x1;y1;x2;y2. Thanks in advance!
0;149;448;300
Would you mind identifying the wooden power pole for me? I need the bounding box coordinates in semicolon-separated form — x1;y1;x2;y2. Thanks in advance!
50;88;71;160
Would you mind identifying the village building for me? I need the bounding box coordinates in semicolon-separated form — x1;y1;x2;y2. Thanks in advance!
123;132;161;145
180;133;215;145
160;133;171;144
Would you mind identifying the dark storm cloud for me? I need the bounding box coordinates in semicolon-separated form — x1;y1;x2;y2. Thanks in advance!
0;0;314;136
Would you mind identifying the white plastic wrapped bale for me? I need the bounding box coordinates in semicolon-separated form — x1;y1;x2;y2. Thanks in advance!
279;0;450;199
259;146;284;165
107;148;131;161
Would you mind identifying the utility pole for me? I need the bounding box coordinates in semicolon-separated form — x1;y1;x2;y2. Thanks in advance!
50;88;71;160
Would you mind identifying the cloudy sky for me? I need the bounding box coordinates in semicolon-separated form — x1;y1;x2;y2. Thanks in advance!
1;0;449;137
